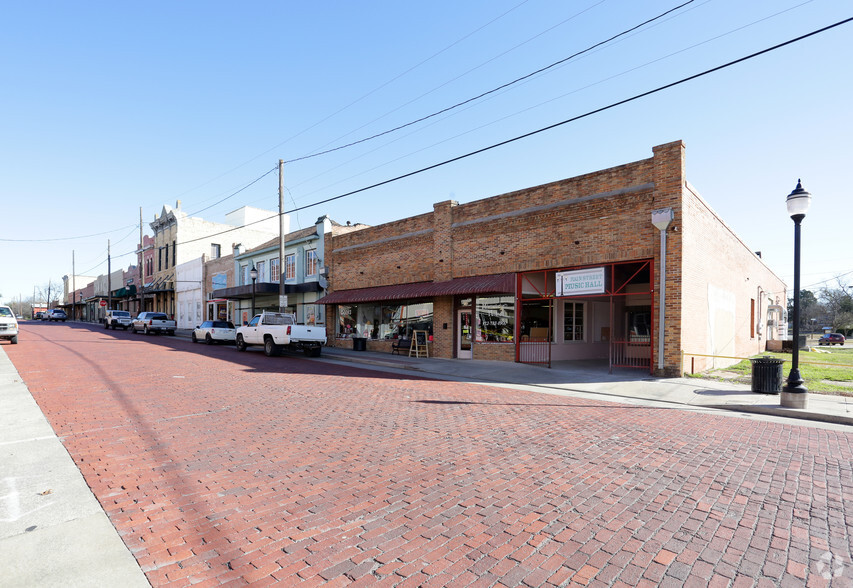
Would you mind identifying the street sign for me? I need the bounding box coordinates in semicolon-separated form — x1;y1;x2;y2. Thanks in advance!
99;300;107;307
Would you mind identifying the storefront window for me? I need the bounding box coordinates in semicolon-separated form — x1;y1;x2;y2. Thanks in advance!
337;302;433;340
475;296;514;342
564;301;585;341
520;299;552;341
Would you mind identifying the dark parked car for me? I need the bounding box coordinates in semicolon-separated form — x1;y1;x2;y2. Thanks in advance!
818;333;845;346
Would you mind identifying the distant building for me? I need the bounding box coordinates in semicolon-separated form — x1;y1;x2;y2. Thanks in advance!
208;216;368;326
147;202;280;319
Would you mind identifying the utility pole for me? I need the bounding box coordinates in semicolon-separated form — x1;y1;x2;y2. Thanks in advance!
107;239;112;314
72;250;76;320
278;159;286;313
139;207;144;314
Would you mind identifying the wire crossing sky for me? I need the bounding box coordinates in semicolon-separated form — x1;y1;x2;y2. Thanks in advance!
1;1;851;302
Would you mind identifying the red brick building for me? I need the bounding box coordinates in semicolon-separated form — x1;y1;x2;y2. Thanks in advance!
318;141;786;376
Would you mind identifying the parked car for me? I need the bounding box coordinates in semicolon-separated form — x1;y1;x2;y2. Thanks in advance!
36;311;47;320
46;309;67;322
818;333;845;346
104;309;133;330
235;312;326;357
192;320;237;344
131;312;176;335
0;305;19;344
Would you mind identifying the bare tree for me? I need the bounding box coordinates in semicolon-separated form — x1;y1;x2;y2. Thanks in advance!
39;279;62;309
819;278;853;335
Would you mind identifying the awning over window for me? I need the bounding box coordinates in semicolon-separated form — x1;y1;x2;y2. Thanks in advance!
212;281;323;300
316;273;516;305
113;285;137;297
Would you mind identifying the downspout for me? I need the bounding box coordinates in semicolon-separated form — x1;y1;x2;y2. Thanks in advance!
651;208;674;373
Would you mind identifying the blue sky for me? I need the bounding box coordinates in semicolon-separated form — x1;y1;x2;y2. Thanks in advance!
1;0;851;305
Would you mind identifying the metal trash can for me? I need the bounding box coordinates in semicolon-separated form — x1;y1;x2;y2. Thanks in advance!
352;337;367;351
749;356;785;394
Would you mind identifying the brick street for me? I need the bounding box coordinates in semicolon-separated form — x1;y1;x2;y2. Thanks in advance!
7;323;853;587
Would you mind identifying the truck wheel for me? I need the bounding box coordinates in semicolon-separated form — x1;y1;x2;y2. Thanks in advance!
205;334;213;345
264;337;281;357
236;334;247;352
304;346;321;358
144;326;151;336
191;332;198;343
10;335;17;344
105;322;109;330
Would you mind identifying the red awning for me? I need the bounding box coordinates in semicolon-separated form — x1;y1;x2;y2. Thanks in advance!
316;273;516;305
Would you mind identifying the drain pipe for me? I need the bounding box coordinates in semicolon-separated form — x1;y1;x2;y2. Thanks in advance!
651;208;674;372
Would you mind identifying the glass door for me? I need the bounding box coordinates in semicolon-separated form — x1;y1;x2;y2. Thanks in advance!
458;310;473;359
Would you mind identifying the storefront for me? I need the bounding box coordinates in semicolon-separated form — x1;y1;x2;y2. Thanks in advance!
318;141;787;376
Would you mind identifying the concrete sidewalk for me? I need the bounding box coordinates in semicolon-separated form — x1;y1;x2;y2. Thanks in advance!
0;347;150;588
315;345;853;427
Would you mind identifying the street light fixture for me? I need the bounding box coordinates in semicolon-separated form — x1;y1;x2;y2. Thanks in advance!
781;179;811;409
250;265;259;319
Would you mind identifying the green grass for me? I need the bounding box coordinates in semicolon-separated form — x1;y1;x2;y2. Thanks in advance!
692;347;853;395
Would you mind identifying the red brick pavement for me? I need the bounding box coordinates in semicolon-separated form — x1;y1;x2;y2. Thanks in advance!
7;323;853;586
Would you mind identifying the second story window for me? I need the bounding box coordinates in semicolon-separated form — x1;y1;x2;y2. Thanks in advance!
158;248;163;271
172;240;176;266
271;258;280;283
211;243;221;259
306;250;318;277
256;261;266;282
164;244;170;269
241;265;250;285
285;254;296;280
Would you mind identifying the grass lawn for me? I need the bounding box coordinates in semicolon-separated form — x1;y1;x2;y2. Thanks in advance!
690;347;853;396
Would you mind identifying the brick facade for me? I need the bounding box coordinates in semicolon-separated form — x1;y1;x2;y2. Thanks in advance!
322;141;786;375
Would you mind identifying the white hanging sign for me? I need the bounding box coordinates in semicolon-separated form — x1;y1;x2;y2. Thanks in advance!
556;267;606;296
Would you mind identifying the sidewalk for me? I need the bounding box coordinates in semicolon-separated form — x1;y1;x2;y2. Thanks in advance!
0;346;150;587
315;344;853;427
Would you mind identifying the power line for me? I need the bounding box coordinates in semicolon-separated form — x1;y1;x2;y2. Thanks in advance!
284;0;697;164
0;224;137;243
174;15;853;249
157;0;533;205
187;167;278;217
285;0;809;200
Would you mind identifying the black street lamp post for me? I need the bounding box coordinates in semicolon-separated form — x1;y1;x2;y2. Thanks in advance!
781;180;811;409
250;265;258;319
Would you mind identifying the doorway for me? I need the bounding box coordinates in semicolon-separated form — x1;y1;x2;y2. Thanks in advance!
458;310;473;359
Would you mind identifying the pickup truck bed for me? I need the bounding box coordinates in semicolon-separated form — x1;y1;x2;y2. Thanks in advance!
235;312;326;357
132;312;176;336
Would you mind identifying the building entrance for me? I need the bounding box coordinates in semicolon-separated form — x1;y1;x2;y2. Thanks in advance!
516;260;654;372
457;310;473;359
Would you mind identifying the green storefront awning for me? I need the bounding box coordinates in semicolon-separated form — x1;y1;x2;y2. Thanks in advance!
113;285;137;297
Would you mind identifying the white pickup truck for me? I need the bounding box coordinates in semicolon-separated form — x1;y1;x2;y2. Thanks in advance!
235;312;326;357
132;312;177;336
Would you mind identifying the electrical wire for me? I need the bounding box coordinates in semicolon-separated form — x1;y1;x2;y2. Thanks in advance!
283;0;694;164
187;167;278;217
0;224;137;243
158;0;533;203
173;15;853;249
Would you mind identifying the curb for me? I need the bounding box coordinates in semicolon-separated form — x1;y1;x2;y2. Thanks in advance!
707;404;853;426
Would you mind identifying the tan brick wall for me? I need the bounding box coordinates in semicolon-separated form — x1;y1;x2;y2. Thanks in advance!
203;254;235;299
680;184;786;373
323;141;782;373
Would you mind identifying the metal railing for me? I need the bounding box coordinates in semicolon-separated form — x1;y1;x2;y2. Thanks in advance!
519;338;551;367
611;336;651;370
